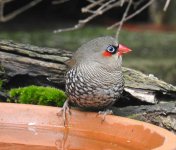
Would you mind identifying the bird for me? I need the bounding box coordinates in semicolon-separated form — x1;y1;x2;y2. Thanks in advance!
59;36;131;124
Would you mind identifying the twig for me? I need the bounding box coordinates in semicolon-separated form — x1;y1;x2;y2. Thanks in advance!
133;0;143;9
53;24;83;33
0;0;15;3
116;0;132;39
120;0;125;6
52;0;70;5
108;0;154;30
83;0;116;14
97;0;116;12
0;0;172;31
0;0;42;22
163;0;171;11
82;0;106;13
54;1;122;33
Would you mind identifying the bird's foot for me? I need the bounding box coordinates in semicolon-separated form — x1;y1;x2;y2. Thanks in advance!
98;109;113;123
57;99;71;126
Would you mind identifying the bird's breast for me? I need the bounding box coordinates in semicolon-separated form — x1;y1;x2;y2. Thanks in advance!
65;64;124;110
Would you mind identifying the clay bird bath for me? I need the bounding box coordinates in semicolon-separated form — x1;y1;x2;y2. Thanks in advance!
0;103;176;150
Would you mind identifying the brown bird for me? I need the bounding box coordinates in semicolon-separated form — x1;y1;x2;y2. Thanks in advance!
59;36;131;123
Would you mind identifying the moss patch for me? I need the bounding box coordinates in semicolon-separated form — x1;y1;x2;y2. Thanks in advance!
127;114;140;119
9;85;67;107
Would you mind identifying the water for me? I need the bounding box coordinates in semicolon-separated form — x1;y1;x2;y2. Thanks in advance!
0;123;149;150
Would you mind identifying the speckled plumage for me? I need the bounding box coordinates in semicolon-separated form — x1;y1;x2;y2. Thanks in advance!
65;36;125;110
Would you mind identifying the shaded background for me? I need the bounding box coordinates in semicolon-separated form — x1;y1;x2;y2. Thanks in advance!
0;0;176;85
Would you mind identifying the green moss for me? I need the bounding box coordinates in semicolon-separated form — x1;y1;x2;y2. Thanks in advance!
127;114;145;121
127;114;140;119
9;85;67;107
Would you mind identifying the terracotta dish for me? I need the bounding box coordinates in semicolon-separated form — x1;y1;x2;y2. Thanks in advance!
0;103;176;150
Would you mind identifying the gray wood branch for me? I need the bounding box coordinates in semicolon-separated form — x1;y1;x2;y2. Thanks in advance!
0;40;176;132
123;67;176;103
0;40;176;103
0;40;72;86
111;102;176;133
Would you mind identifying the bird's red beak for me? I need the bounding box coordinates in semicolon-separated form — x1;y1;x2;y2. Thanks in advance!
117;44;132;56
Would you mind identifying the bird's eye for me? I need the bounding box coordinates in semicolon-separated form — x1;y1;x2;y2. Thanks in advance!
106;45;117;54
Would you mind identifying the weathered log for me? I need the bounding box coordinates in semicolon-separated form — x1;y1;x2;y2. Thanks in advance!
0;40;176;132
123;67;176;103
111;102;176;133
0;40;176;103
0;40;72;89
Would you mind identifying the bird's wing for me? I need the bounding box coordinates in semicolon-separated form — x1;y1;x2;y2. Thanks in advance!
64;57;76;68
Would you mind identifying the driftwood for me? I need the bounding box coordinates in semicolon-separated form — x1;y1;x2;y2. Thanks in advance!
123;68;176;103
0;40;72;87
112;102;176;133
0;40;176;101
0;40;176;132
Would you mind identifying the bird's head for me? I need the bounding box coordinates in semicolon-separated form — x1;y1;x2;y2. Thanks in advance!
73;36;131;68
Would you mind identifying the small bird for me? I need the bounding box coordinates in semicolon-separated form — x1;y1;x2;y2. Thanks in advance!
59;36;131;123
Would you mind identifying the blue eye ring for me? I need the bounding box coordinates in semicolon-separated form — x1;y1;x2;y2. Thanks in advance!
106;45;118;54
